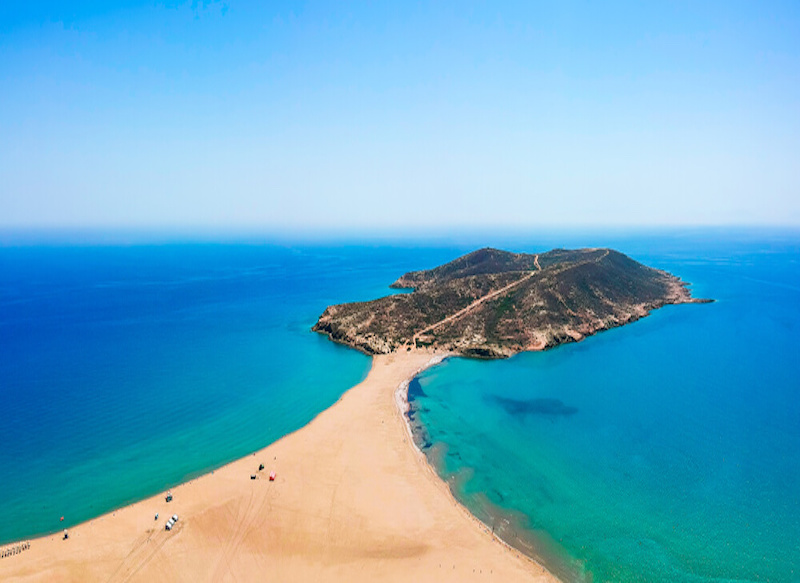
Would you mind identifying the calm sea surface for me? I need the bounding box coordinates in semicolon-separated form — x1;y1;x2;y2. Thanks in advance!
0;242;457;544
409;231;800;582
1;232;798;583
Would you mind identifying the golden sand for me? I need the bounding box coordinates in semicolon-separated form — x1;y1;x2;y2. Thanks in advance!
0;350;558;582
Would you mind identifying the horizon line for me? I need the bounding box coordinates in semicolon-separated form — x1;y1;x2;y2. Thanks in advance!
2;224;800;247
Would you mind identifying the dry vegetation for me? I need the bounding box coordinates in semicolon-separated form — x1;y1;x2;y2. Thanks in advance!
313;247;711;358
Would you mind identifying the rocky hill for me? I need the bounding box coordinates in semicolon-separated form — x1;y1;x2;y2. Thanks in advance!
312;247;712;359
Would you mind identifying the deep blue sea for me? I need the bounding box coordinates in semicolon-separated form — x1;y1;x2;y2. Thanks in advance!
1;231;798;583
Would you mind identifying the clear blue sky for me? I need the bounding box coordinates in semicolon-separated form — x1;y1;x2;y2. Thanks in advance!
1;1;798;231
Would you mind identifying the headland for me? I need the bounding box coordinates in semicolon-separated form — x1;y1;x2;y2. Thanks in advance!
313;247;711;358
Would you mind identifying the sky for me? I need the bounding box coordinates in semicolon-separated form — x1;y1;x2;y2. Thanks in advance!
1;1;799;232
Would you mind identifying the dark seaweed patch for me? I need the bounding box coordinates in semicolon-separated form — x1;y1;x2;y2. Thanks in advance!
407;377;426;401
490;395;578;418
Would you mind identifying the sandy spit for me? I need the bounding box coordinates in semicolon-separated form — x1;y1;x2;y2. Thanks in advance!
0;349;559;582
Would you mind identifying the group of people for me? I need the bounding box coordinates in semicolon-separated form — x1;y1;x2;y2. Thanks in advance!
0;541;30;558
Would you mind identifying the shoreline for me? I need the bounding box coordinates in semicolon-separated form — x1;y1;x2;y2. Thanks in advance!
0;349;559;582
394;355;566;580
401;362;581;582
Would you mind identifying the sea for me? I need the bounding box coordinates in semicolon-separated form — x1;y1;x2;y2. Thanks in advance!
1;230;798;582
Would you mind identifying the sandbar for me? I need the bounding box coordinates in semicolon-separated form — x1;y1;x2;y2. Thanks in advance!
0;349;558;582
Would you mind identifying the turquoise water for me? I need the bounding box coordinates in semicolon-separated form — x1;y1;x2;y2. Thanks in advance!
2;233;798;582
409;232;800;582
0;242;461;544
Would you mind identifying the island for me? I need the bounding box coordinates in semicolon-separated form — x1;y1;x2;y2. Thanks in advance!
0;247;711;583
313;247;711;358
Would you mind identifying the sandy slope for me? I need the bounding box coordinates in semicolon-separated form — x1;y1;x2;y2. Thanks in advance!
0;350;558;582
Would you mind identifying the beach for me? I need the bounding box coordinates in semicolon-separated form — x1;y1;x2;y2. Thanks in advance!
0;349;558;582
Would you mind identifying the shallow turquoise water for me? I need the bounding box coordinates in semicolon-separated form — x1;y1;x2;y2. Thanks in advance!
0;242;461;544
409;233;800;582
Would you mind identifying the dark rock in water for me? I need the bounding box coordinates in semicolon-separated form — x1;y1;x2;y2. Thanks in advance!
490;395;578;418
408;418;433;451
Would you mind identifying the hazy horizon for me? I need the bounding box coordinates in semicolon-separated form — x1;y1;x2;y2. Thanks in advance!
2;224;798;248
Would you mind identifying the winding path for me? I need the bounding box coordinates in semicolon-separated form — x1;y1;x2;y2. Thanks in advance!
412;255;541;343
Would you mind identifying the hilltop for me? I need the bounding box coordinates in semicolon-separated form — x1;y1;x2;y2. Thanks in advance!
313;247;711;359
